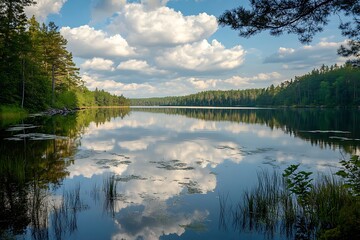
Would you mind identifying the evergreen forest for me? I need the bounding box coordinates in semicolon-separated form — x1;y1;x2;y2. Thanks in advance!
131;64;360;107
0;0;129;112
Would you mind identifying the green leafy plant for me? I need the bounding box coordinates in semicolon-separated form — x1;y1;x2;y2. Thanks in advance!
283;164;313;207
336;155;360;196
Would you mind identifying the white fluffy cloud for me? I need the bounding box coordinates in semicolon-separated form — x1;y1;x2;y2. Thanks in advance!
81;58;115;71
60;25;135;59
25;0;67;21
224;72;282;86
112;209;207;240
156;40;245;72
188;78;218;90
264;40;349;69
82;74;155;97
117;59;168;75
108;3;218;46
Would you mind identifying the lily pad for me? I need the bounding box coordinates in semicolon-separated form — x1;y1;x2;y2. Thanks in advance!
96;158;125;167
151;160;194;171
179;181;203;194
302;130;351;134
329;136;360;141
6;124;38;131
115;175;147;182
5;133;68;141
216;145;236;150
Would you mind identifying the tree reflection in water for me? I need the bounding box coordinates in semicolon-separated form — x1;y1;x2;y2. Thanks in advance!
0;108;130;239
1;107;360;239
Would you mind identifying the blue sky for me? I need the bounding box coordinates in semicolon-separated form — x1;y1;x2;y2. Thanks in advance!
25;0;349;98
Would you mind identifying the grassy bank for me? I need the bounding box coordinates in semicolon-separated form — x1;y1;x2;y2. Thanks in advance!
0;105;28;128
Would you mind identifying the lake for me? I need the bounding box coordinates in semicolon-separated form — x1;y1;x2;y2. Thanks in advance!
1;107;359;240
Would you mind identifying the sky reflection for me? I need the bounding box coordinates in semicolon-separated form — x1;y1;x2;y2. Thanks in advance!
63;109;345;239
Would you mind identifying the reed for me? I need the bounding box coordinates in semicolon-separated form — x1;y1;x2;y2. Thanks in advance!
231;170;294;238
218;193;229;230
30;184;49;240
103;174;118;216
103;174;117;200
51;184;84;240
221;167;360;239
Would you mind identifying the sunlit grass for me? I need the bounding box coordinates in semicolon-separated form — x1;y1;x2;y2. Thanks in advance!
0;105;28;128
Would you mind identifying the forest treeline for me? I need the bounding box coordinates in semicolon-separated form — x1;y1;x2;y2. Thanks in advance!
131;64;360;107
0;1;129;112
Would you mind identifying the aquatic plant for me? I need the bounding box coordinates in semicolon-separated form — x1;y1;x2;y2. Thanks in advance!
283;164;312;207
231;170;295;239
336;154;360;196
103;174;117;200
220;162;360;239
218;193;229;230
103;174;118;216
29;184;50;240
51;184;86;240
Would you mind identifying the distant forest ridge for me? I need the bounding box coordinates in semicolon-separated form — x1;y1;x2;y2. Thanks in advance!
131;64;360;107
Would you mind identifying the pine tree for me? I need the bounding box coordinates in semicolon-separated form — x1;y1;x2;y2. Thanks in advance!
0;0;35;105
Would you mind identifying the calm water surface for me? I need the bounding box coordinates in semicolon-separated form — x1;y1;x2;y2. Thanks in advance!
1;107;359;240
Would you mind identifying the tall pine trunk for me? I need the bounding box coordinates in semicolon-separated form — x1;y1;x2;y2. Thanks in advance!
21;58;25;108
52;64;55;105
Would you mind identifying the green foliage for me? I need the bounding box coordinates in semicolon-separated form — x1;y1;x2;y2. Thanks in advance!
336;155;360;196
231;165;360;239
0;105;27;114
93;88;130;107
54;91;78;109
0;105;28;128
283;164;313;206
0;3;129;111
132;64;360;107
218;0;360;60
318;200;360;240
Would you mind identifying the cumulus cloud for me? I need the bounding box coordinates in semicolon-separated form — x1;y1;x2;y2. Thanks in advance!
60;25;135;59
224;72;282;87
81;57;115;71
57;1;286;97
117;59;168;75
126;71;282;98
25;0;67;21
113;209;207;240
278;47;295;56
188;78;218;90
264;40;348;69
156;40;245;72
82;74;155;97
108;3;218;46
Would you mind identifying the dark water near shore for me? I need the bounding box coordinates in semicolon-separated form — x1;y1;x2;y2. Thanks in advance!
0;107;359;240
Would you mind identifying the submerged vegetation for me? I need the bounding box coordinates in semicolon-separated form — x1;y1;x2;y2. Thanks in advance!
220;160;360;239
131;64;360;107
